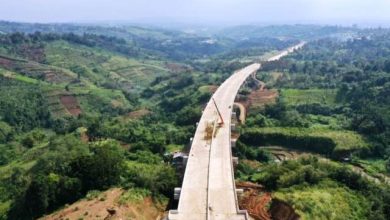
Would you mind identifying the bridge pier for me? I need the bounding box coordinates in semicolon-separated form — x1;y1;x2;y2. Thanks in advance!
174;187;181;200
232;156;239;166
168;44;304;220
231;139;237;148
231;123;236;132
236;188;244;197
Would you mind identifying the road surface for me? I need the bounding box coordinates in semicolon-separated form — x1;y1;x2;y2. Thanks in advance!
169;43;304;220
267;42;305;61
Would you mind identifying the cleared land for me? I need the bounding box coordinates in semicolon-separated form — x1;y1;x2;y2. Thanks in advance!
280;89;337;106
242;127;368;155
40;188;166;220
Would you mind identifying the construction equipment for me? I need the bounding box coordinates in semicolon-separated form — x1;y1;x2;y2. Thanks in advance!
204;120;214;140
212;98;224;127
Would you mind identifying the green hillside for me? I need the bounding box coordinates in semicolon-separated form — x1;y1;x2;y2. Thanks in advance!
0;22;389;220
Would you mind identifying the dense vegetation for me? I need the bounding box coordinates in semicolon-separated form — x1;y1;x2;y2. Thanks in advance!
236;156;390;219
0;21;305;219
242;31;390;165
0;78;51;132
1;21;390;219
0;21;301;62
241;127;367;155
234;28;390;220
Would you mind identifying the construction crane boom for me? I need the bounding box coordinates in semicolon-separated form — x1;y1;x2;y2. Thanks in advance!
212;98;224;126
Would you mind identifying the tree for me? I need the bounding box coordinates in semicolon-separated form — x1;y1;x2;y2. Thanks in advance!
175;106;201;126
72;140;125;191
22;135;35;148
281;110;309;127
0;121;13;143
23;175;52;218
124;162;177;197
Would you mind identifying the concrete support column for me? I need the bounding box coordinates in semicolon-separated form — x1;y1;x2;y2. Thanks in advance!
236;188;244;197
231;123;236;132
183;156;188;166
232;157;239;166
174;187;181;200
231;139;237;148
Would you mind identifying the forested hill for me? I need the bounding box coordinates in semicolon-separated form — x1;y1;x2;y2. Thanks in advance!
0;21;389;220
217;24;359;40
271;33;390;147
0;21;299;61
234;31;390;219
0;21;303;219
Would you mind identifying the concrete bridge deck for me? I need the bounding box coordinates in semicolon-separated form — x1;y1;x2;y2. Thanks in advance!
169;43;305;220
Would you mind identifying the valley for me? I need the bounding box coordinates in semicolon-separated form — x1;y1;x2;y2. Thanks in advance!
0;21;389;220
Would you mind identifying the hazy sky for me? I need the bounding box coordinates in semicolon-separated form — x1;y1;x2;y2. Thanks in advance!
1;0;390;26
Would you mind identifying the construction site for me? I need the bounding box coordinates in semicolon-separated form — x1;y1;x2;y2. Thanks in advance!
168;44;305;220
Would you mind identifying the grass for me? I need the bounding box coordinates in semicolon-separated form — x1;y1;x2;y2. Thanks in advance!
46;40;117;84
306;114;349;130
0;200;10;219
65;83;132;114
45;40;170;91
0;68;41;84
0;160;36;180
124;26;173;40
85;190;103;201
274;181;369;220
259;71;283;84
354;159;388;176
118;188;152;204
280;89;337;106
37;41;156;117
198;85;216;93
243;127;368;152
101;56;169;89
166;144;184;153
0;50;77;85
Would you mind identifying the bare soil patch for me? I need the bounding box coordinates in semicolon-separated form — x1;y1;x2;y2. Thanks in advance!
127;108;151;119
0;55;75;83
237;182;271;220
60;95;82;116
41;188;165;220
166;63;192;73
237;181;300;220
0;56;15;68
262;146;305;161
269;199;300;220
207;85;218;93
246;89;278;108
